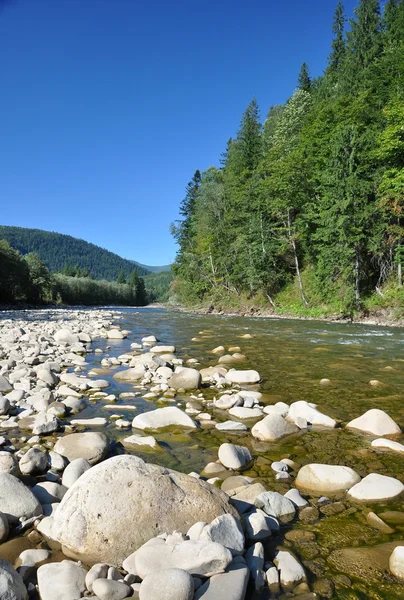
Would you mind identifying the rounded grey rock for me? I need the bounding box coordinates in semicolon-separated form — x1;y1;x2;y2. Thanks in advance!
139;568;194;600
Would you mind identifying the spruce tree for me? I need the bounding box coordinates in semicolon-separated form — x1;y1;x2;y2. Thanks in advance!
117;268;126;284
297;62;311;92
237;98;262;173
328;1;346;74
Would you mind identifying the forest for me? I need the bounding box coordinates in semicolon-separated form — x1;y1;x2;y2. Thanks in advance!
171;0;404;318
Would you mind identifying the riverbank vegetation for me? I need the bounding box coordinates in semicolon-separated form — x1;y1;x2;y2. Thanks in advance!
0;240;148;306
171;0;404;320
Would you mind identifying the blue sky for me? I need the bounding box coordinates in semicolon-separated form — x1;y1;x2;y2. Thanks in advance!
0;0;359;266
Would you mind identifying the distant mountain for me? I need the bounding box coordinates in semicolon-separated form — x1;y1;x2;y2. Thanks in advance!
0;225;158;280
136;263;171;273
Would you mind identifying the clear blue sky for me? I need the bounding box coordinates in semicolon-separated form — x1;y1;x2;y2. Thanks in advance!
0;0;358;266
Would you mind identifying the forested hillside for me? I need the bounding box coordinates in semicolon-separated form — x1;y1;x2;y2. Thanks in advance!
0;226;150;279
172;0;404;318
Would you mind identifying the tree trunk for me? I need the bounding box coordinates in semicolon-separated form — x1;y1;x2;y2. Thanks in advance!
354;247;361;311
287;210;308;306
398;262;402;288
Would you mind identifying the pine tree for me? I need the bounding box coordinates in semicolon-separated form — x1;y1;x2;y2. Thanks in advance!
328;1;346;74
297;62;311;92
237;98;262;173
117;268;126;284
348;0;381;72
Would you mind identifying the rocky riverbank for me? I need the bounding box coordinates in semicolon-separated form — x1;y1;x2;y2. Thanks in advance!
1;308;404;599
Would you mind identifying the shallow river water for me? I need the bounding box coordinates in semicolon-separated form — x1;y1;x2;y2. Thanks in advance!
4;306;404;599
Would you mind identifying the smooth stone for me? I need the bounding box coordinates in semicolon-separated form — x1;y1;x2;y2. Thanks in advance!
0;559;28;600
200;514;245;556
244;509;272;541
187;522;207;541
19;448;47;475
53;455;238;565
18;548;49;567
150;345;176;354
0;397;10;416
107;329;124;339
113;367;145;382
273;550;306;591
295;464;361;494
366;511;394;534
215;421;247;432
48;451;66;472
0;473;42;524
0;452;20;476
0;512;9;543
62;458;91;488
252;414;299;441
32;482;67;504
132;407;197;430
128;539;232;578
390;546;404;578
85;563;109;593
346;409;401;437
284;488;308;508
287;401;336;428
215;395;240;410
230;483;268;514
54;329;79;345
225;370;260;384
245;542;265;591
255;492;296;523
70;418;107;426
122;434;158;449
194;561;249;600
371;438;404;453
54;432;109;465
348;473;404;502
228;407;263;419
32;412;59;435
218;444;252;470
92;578;131;600
168;368;201;391
139;568;194;600
37;560;86;600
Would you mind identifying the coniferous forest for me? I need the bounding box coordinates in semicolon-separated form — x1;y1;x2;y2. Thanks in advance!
171;0;404;318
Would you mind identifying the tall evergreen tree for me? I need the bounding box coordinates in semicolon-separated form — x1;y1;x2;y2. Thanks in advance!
297;62;311;92
328;1;346;74
237;98;262;173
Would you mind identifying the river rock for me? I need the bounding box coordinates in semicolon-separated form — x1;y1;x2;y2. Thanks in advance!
54;432;109;465
123;434;158;449
53;455;238;565
139;568;194;600
216;421;247;432
0;511;9;543
295;464;361;494
218;443;252;470
228;407;263;419
19;448;47;475
371;438;404;453
85;563;109;592
194;561;249;600
113;367;145;382
92;578;131;600
132;407;197;430
37;560;86;600
0;397;10;415
389;546;404;578
0;559;28;600
150;345;176;354
62;458;91;488
346;409;401;437
244;509;272;541
0;452;20;476
0;473;42;523
245;542;265;591
54;329;79;345
284;488;308;508
230;483;268;513
215;395;241;410
200;514;245;556
287;401;336;428
107;329;124;340
126;539;233;578
255;491;296;523
251;414;299;441
273;550;306;591
32;482;67;504
347;473;404;502
32;412;59;435
168;368;201;391
0;376;12;394
225;370;260;384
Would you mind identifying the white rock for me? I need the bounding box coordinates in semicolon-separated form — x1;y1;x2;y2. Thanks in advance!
347;473;404;502
273;550;306;591
107;329;124;339
62;458;91;488
215;395;240;410
70;417;107;426
194;561;249;600
295;463;361;494
54;432;109;465
0;452;20;476
0;511;9;543
0;559;28;600
19;448;47;475
244;509;272;542
85;563;109;593
390;546;404;578
215;421;247;432
92;578;131;600
287;401;336;428
32;482;67;504
228;407;263;419
32;412;59;435
139;568;194;600
225;370;260;384
255;492;296;522
346;409;401;437
218;443;252;470
263;402;289;417
37;560;86;600
200;514;244;556
54;329;79;345
168;368;201;391
123;434;158;449
371;438;404;453
0;397;10;416
284;488;308;508
251;414;299;442
245;542;265;591
0;473;42;523
150;345;176;353
132;407;197;430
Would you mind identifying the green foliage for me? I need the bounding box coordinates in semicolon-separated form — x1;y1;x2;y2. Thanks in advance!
171;0;404;317
0;226;150;280
144;270;173;302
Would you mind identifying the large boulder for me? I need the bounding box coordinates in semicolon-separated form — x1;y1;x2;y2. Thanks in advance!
132;407;197;430
0;559;28;600
0;473;42;524
168;368;201;391
346;409;401;437
251;414;299;442
53;455;239;565
295;463;361;495
54;432;109;465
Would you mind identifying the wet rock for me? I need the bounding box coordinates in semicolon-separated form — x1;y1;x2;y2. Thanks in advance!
0;473;42;524
295;463;360;495
0;559;28;600
287;401;336;428
299;507;320;524
313;578;335;598
218;443;252;471
168;368;201;391
252;413;299;442
37;559;86;600
348;473;404;502
366;511;394;534
54;455;238;565
132;407;197;430
123;434;158;449
328;541;404;580
194;561;249;600
379;511;404;525
371;438;404;453
139;568;194;600
225;370;260;385
54;432;109;465
113;367;145;382
346;409;401;437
